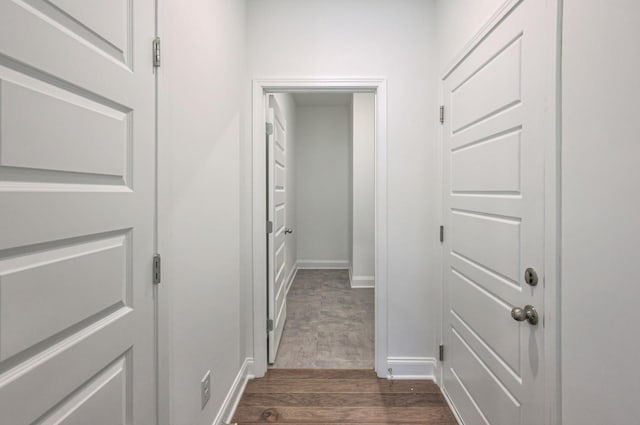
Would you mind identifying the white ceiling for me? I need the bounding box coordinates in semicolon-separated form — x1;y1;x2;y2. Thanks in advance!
292;92;353;106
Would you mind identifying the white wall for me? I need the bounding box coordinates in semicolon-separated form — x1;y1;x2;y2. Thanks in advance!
160;1;247;424
272;93;298;289
351;93;375;283
295;105;351;266
562;1;640;423
247;0;439;359
435;0;506;70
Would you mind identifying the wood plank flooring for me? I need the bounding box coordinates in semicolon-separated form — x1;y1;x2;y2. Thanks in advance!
232;369;458;424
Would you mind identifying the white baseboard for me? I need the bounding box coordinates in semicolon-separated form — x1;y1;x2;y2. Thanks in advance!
350;274;375;288
386;357;437;380
284;264;298;295
296;260;350;269
212;357;253;425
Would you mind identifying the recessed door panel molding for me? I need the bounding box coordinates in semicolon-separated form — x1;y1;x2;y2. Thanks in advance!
452;128;521;194
0;78;130;185
275;163;285;190
450;268;521;375
450;328;521;425
0;309;134;425
275;244;285;283
274;188;286;206
0;232;130;361
275;205;285;234
275;121;285;151
17;0;132;66
267;95;288;364
33;353;130;425
0;1;145;113
274;229;285;254
450;35;522;134
451;308;523;400
0;0;156;423
451;209;521;283
451;251;521;304
442;0;554;423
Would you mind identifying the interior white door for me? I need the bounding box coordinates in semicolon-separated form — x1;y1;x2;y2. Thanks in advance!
267;95;288;364
0;1;156;424
441;1;554;424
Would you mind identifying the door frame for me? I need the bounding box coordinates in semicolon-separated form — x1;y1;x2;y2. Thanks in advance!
251;78;388;377
155;2;170;424
436;1;561;424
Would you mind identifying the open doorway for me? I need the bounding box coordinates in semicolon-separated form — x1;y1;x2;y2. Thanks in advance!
251;78;388;377
265;92;376;369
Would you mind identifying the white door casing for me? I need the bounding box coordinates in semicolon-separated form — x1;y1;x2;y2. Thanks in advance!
267;95;287;364
251;79;387;378
0;1;156;424
441;0;556;424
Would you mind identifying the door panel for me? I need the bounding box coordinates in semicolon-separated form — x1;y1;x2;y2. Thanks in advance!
18;0;131;66
451;210;521;283
442;1;553;424
0;0;156;423
267;95;287;364
35;356;129;425
450;36;522;134
451;129;521;193
450;269;520;374
0;79;128;178
450;328;520;425
0;233;128;361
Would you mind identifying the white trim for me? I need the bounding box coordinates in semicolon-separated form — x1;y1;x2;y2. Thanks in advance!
386;357;437;380
438;1;561;424
156;2;171;424
284;263;298;295
544;2;562;424
296;260;350;269
211;357;254;425
252;77;388;379
352;275;375;280
441;385;465;425
350;275;375;289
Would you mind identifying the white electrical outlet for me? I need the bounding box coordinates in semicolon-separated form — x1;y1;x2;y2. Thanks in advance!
201;370;211;409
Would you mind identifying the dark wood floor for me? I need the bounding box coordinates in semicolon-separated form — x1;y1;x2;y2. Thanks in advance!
232;369;458;424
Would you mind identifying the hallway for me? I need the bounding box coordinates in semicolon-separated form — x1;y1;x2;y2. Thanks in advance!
273;270;374;369
2;0;639;424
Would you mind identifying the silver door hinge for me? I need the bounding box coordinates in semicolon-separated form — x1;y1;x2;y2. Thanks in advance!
440;225;444;243
152;37;161;68
439;344;444;361
153;254;162;284
267;220;273;234
267;319;274;332
439;105;445;124
266;122;273;136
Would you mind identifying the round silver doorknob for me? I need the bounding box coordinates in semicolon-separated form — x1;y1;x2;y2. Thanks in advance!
511;305;539;325
284;228;293;235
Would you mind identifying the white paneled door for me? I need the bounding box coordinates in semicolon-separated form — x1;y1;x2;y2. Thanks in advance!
267;95;287;364
0;1;156;424
442;1;555;424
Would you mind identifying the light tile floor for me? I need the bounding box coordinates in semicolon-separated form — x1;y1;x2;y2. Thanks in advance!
272;269;374;369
